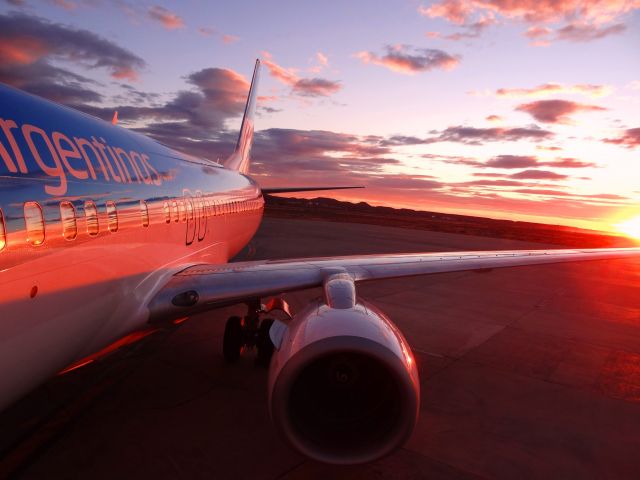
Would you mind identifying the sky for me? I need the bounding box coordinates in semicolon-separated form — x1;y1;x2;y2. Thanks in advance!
0;0;639;233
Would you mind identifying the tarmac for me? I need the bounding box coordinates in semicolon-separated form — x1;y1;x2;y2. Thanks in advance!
2;217;640;479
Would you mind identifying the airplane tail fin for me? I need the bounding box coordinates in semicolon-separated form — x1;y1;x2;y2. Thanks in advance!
225;59;260;174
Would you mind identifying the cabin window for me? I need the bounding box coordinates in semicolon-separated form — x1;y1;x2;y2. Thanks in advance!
106;201;118;232
24;202;45;246
172;200;179;223
140;200;149;227
85;201;99;236
0;208;6;251
179;201;186;222
186;200;194;221
60;202;77;240
163;202;171;223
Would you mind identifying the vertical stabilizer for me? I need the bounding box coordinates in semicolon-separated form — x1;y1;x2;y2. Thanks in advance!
225;59;260;174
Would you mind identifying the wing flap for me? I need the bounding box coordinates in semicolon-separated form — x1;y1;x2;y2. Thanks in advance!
148;247;640;323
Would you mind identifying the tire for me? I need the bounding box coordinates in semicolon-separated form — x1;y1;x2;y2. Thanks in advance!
255;318;275;367
223;316;243;363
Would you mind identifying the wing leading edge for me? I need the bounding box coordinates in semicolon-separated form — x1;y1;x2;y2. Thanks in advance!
148;247;640;322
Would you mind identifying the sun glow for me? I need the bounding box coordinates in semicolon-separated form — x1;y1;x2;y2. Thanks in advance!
616;216;640;239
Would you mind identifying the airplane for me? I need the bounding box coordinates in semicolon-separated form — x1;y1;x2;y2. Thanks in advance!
1;59;639;465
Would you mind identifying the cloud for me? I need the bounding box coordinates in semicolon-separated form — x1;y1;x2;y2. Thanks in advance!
0;12;145;82
510;169;568;180
603;127;640;148
439;154;596;170
420;0;639;44
486;155;538;168
261;52;341;97
198;27;239;44
198;26;216;36
355;45;460;74
420;0;639;25
429;16;496;41
486;114;502;122
222;34;239;44
253;129;391;163
381;135;432;147
549;157;596;168
50;0;77;10
512;188;571;196
0;12;146;105
525;26;551;39
309;52;329;73
428;125;553;144
291;78;341;97
555;22;626;41
148;6;184;30
462;179;530;187
497;83;611;99
515;99;606;124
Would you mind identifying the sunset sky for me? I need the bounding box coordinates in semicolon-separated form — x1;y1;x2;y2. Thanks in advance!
1;0;639;232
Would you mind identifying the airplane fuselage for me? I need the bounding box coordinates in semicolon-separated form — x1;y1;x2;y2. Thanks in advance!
0;84;263;410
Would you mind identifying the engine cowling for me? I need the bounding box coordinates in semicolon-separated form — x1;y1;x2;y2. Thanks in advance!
267;298;420;464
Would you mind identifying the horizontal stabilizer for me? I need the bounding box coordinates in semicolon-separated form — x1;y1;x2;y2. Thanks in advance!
262;186;364;195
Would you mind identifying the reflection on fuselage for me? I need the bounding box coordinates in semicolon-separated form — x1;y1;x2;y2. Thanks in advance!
0;83;266;411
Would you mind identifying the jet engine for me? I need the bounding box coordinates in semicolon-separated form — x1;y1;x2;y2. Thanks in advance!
267;273;420;464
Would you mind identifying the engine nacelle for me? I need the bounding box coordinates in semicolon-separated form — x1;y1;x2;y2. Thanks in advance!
267;298;420;464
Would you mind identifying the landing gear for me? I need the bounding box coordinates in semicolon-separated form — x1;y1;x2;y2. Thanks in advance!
222;315;275;365
255;318;275;367
222;297;292;365
222;316;243;362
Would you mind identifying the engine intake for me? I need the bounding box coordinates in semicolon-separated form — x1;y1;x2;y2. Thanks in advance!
268;299;420;464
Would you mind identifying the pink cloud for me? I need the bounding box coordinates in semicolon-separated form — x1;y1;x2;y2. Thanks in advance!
261;52;341;97
222;34;239;44
0;13;145;82
516;99;607;124
111;66;139;82
420;0;640;25
197;27;239;44
497;83;611;98
308;52;329;73
52;0;77;10
0;36;49;65
355;45;460;74
510;169;568;180
603;127;640;148
148;6;184;30
419;0;639;44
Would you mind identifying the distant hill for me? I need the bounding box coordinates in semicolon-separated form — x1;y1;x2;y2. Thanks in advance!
264;196;639;248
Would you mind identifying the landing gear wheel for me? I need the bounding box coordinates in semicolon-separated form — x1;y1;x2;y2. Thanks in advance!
255;318;275;367
223;316;243;363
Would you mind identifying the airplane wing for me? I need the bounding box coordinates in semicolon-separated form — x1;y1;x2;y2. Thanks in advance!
148;247;640;322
